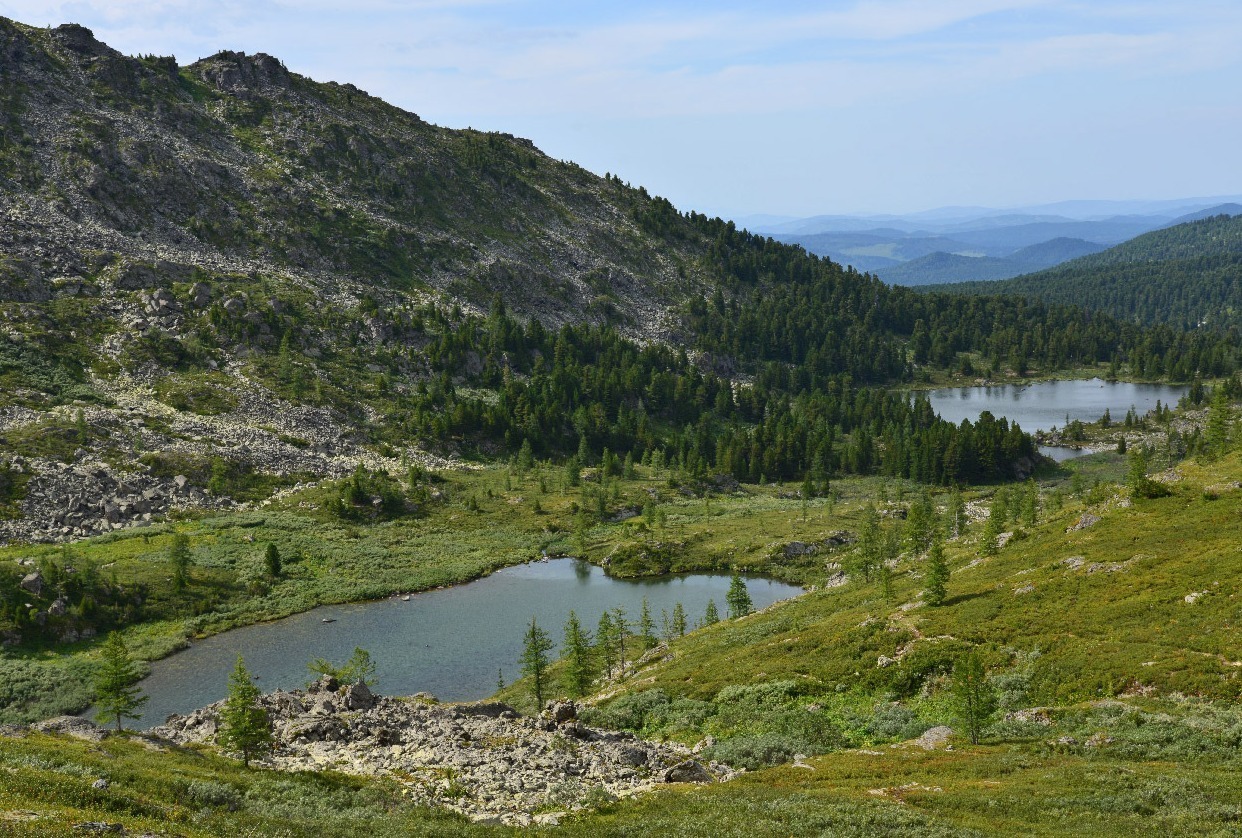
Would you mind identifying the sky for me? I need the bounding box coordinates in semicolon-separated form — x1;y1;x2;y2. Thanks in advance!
3;1;1241;218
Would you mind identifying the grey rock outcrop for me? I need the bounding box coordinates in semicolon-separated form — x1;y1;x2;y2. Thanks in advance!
32;716;109;742
1067;513;1102;532
19;571;42;595
662;759;714;783
152;680;735;826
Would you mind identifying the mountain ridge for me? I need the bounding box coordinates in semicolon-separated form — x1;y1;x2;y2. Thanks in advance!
925;213;1242;330
0;20;713;341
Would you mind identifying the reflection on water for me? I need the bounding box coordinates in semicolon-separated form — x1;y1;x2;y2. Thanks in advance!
922;379;1188;461
922;378;1188;433
128;559;802;727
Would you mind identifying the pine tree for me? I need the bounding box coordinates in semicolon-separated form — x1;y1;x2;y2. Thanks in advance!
726;573;753;619
94;632;148;733
1019;480;1038;528
341;647;377;686
949;651;997;745
946;488;967;538
638;597;656;649
904;490;936;552
1127;447;1152;499
877;561;893;603
217;656;273;767
981;494;1004;556
520;617;555;707
855;504;881;580
516;439;535;474
263;543;281;578
1206;388;1231;459
611;607;628;670
671;602;687;637
561;610;594;698
168;532;191;591
925;538;949;607
702;599;720;626
595;611;616;677
307;647;377;686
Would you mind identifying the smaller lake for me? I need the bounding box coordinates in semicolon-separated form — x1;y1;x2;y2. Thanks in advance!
130;560;802;727
922;379;1188;459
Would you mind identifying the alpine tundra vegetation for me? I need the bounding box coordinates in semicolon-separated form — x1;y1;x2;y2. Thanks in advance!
0;16;1239;837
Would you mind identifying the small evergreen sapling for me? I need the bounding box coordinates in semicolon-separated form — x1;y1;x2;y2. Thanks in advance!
726;574;753;619
94;631;148;733
520;616;554;707
950;650;997;745
638;597;656;649
924;538;949;607
168;532;191;591
218;656;273;767
263;543;281;578
560;610;595;698
671;602;687;637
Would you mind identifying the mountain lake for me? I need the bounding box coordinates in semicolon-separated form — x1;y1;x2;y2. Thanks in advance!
920;378;1189;459
128;560;802;726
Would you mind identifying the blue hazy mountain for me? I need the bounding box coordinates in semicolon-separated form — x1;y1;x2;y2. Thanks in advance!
746;197;1242;286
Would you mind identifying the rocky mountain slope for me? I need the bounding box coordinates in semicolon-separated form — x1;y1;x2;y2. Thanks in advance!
0;17;720;544
0;18;1230;554
0;20;706;338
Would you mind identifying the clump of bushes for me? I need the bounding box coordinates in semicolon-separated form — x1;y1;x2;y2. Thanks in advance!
323;465;440;522
186;779;242;811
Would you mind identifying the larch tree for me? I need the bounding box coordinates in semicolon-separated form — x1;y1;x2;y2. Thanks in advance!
949;651;997;745
561;610;595;698
168;532;191;591
638;598;656;649
671;602;687;637
726;574;753;619
595;610;616;678
520;616;555;708
945;488;968;538
925;538;949;607
94;631;148;733
217;656;273;767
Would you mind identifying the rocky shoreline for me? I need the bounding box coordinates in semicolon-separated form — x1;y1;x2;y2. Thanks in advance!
149;677;735;827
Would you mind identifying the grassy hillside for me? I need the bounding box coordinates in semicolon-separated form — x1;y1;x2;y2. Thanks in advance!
3;440;1241;836
930;214;1242;330
587;452;1242;709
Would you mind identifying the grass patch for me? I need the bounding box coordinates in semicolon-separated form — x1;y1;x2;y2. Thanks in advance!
152;372;239;416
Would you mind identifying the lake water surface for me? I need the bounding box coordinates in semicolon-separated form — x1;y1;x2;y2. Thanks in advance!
921;379;1188;459
131;560;802;727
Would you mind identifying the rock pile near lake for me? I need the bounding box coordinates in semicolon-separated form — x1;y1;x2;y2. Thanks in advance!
151;677;734;826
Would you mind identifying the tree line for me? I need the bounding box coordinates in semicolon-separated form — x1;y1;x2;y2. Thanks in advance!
516;578;753;708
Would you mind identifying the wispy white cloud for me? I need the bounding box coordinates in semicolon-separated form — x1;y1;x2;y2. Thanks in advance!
2;0;1239;212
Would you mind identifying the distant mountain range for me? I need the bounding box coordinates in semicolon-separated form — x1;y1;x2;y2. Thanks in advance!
925;213;1242;331
879;238;1108;285
738;198;1242;286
